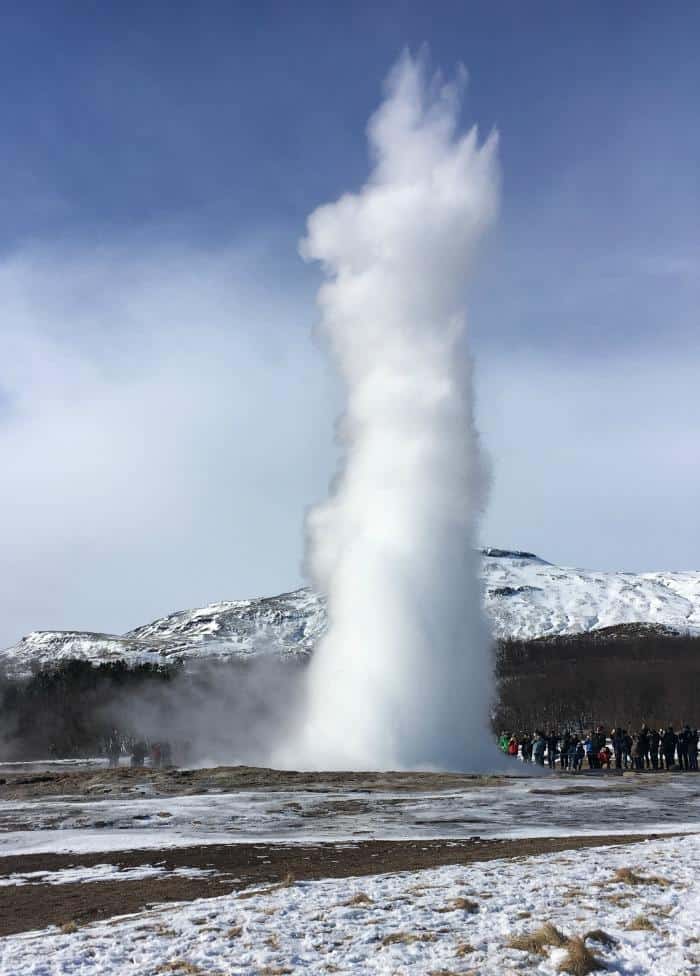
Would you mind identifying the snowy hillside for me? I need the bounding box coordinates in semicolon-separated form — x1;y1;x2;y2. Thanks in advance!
2;550;699;675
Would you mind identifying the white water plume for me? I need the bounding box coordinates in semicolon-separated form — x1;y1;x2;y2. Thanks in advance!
291;52;502;771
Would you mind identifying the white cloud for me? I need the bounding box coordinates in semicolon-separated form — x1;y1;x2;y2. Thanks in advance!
0;243;336;647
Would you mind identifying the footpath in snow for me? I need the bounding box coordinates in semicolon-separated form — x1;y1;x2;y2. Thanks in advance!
1;833;698;975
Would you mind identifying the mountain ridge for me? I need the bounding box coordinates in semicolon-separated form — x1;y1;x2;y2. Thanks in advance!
3;550;699;676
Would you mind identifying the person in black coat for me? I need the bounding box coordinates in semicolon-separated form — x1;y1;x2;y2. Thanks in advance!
662;726;677;770
639;725;650;769
649;728;660;770
611;728;624;770
677;726;691;771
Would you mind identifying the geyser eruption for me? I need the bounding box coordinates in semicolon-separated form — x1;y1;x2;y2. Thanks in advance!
294;52;501;770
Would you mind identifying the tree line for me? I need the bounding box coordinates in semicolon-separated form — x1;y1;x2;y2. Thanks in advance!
2;626;700;759
494;626;700;733
0;659;181;759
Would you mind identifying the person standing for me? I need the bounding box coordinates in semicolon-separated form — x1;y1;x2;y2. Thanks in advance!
688;729;699;771
533;732;546;766
649;728;660;770
662;726;677;770
677;726;691;771
561;731;572;771
611;728;624;770
622;730;633;769
106;729;121;769
631;734;644;771
639;726;650;769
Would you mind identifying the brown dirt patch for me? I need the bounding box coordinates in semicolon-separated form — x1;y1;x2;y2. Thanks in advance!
0;832;672;937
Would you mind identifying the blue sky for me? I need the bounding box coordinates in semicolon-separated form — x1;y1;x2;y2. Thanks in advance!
0;2;698;644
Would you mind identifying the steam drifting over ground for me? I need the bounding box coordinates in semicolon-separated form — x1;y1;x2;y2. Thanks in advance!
287;52;502;771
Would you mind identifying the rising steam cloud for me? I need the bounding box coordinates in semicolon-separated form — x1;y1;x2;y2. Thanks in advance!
288;52;502;771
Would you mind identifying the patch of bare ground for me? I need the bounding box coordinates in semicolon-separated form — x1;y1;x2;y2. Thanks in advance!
0;764;506;802
529;784;632;796
0;833;677;937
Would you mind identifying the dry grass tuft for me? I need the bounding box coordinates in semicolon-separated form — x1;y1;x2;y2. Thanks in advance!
557;937;606;975
154;962;204;975
226;925;243;938
264;934;280;950
435;896;479;914
59;921;79;935
626;915;656;932
381;931;438;947
611;867;669;887
258;968;293;976
603;893;631;907
344;892;374;906
238;872;296;900
507;922;568;955
584;929;618;948
455;942;475;956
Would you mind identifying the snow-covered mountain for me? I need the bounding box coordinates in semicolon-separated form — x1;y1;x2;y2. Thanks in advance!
2;550;699;676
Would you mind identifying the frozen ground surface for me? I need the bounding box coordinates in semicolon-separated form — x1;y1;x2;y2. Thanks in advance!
1;833;698;974
0;864;216;887
1;771;699;856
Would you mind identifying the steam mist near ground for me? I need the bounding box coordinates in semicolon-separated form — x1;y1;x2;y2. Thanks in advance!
105;660;309;768
282;52;504;771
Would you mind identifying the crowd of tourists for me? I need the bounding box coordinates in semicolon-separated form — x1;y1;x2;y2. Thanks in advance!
499;725;700;771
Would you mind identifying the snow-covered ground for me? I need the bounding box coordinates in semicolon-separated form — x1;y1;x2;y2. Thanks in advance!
1;775;698;856
1;833;698;974
0;864;215;887
3;550;700;674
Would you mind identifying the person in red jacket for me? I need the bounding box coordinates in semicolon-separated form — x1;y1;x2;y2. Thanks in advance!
598;745;612;769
